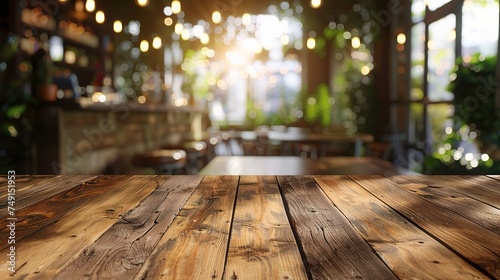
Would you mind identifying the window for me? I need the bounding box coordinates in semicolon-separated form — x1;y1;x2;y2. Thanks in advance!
394;0;499;172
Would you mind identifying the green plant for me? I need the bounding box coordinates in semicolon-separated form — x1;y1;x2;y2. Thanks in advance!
32;48;54;86
305;83;332;128
448;54;500;146
0;34;36;173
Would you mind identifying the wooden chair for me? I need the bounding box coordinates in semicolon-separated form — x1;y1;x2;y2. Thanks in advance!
163;141;207;174
132;149;187;175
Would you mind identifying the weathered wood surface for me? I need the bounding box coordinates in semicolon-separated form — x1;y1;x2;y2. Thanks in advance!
277;176;398;279
136;176;239;279
225;176;307;280
314;175;490;280
350;175;500;279
0;175;167;279
55;175;202;279
0;175;97;216
0;175;497;279
0;176;133;246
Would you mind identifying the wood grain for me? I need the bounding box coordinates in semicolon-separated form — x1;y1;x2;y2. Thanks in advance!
390;175;500;208
136;176;239;279
0;175;165;279
351;175;500;279
277;176;398;279
0;175;97;217
54;175;202;279
385;176;500;233
314;175;490;280
0;176;122;246
225;176;308;280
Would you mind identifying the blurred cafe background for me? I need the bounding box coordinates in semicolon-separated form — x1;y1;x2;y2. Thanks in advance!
1;0;499;175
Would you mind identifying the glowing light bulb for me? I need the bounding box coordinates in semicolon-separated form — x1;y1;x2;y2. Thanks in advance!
212;11;222;24
200;33;210;44
310;0;322;8
85;0;95;12
140;40;149;52
242;13;251;25
152;36;162;49
136;0;149;7
113;20;123;33
95;11;105;24
172;0;181;14
351;36;361;48
306;37;316;49
174;23;183;35
397;33;406;44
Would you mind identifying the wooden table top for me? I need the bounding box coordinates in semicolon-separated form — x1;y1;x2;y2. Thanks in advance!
1;175;498;279
267;131;375;143
199;156;413;175
233;130;374;143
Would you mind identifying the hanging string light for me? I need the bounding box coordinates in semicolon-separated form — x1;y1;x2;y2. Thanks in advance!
172;0;181;14
85;0;95;12
200;33;210;44
113;20;123;33
174;23;183;35
306;37;316;49
310;0;322;9
212;11;222;24
242;13;251;26
351;36;361;48
95;10;105;24
152;36;162;49
136;0;149;7
307;31;316;49
140;40;149;52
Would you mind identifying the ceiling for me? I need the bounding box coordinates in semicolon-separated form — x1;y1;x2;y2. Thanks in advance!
61;0;370;38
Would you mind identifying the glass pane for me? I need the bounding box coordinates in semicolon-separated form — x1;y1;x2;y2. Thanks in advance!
428;14;455;102
428;0;451;11
412;0;425;22
462;0;499;58
410;23;425;101
409;103;424;144
428;104;454;151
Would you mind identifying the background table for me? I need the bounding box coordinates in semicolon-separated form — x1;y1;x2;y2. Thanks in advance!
231;130;374;157
199;156;413;175
0;175;498;279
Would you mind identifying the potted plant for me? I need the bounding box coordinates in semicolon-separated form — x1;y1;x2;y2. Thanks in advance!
0;34;36;173
32;48;58;101
447;54;500;160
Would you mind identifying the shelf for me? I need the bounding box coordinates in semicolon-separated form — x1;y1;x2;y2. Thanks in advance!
22;22;102;54
53;61;95;73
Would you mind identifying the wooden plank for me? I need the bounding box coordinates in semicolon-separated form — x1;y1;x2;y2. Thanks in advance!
136;176;239;279
488;175;500;181
0;175;51;187
0;175;97;217
0;175;60;198
0;176;122;245
351;175;500;279
313;175;490;279
390;175;500;208
385;176;500;233
277;176;398;279
0;175;166;279
54;176;202;279
225;176;308;280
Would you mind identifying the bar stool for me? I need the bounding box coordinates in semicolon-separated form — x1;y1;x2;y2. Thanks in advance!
132;149;187;175
164;141;207;174
205;134;222;163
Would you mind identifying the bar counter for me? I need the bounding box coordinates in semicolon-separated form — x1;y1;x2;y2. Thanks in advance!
34;101;209;175
0;175;498;279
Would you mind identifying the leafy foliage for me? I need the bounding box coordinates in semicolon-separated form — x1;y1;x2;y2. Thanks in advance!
448;54;500;145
